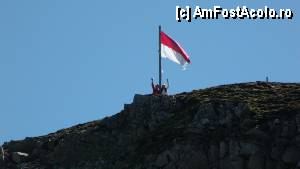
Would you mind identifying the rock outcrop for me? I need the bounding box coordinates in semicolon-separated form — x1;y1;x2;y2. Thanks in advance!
1;82;300;169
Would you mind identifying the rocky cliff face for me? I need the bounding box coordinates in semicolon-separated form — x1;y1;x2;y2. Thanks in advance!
1;82;300;169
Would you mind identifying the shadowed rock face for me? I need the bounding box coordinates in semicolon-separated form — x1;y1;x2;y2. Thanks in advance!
1;82;300;169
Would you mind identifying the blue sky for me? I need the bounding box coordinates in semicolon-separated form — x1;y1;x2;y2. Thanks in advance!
0;1;299;144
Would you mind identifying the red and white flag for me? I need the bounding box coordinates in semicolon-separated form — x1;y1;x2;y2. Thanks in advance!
160;31;191;69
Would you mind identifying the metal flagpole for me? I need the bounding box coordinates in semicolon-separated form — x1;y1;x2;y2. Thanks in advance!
159;25;162;88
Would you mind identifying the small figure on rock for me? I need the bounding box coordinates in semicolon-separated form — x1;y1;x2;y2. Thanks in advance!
151;78;160;95
161;79;169;95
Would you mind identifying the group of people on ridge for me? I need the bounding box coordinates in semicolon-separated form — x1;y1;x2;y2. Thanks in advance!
151;78;169;95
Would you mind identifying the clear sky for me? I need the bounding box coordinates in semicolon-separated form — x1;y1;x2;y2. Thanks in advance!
0;1;299;144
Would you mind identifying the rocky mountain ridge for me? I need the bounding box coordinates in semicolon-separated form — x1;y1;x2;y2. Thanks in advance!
1;82;300;169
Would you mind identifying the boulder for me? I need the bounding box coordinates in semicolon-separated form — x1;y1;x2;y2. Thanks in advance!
219;141;228;158
270;147;282;160
11;152;28;164
239;142;258;156
248;152;265;169
282;146;300;164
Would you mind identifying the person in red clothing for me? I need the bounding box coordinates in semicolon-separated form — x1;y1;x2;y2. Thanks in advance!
151;78;160;95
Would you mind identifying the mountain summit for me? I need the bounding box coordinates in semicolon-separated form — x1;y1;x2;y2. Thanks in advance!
1;82;300;169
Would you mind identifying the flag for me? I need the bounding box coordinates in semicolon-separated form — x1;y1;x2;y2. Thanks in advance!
160;31;191;68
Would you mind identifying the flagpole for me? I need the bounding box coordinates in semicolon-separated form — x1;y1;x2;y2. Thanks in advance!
159;25;162;88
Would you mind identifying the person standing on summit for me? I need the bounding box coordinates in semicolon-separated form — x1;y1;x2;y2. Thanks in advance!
161;79;169;95
151;78;160;95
